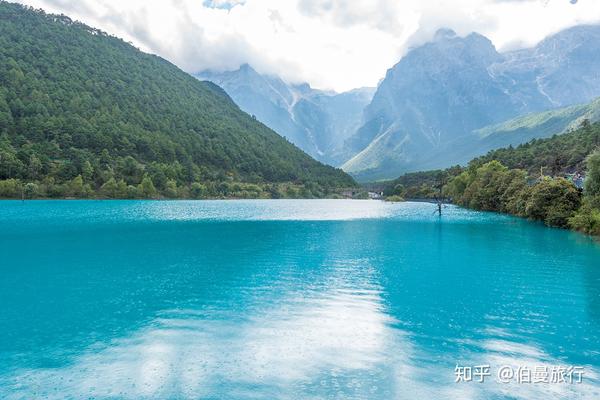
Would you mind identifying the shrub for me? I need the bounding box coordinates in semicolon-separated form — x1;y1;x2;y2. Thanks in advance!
570;199;600;236
23;182;39;198
584;151;600;197
0;179;21;198
525;178;581;228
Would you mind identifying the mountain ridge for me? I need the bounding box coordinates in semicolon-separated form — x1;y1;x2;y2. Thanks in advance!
198;65;375;165
343;25;600;180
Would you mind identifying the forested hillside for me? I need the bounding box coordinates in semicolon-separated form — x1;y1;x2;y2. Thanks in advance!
0;2;354;199
386;121;600;194
384;121;600;235
471;120;600;174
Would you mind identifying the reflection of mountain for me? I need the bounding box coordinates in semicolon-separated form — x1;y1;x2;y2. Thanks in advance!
198;65;374;165
343;25;600;180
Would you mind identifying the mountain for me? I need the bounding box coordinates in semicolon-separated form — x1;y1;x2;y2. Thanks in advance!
344;25;600;181
414;96;600;172
0;2;355;198
491;25;600;109
198;65;374;165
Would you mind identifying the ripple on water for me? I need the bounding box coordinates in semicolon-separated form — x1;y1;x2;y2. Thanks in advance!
0;200;599;399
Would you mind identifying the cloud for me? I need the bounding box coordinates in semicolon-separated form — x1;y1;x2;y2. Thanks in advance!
12;0;600;91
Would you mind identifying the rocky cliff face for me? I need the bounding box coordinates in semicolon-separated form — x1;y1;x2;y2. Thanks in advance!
344;25;600;181
492;25;600;109
198;65;374;165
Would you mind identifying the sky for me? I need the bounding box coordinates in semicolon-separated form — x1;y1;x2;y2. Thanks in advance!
13;0;600;92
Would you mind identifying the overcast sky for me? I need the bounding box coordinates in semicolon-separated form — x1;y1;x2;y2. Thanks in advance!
13;0;600;92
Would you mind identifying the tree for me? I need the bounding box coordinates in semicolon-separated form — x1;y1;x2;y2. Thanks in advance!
164;179;178;198
190;182;207;199
138;174;157;199
584;151;600;197
100;177;118;198
569;199;600;236
23;182;38;198
126;185;138;198
0;149;22;180
81;160;94;182
119;156;142;184
453;161;508;211
392;184;406;197
0;94;13;131
499;169;528;215
28;155;42;180
525;178;581;228
445;171;472;202
571;150;600;235
115;179;128;198
68;175;84;197
0;179;21;198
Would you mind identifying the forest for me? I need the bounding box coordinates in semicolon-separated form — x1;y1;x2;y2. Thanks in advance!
385;121;600;236
0;2;355;199
471;119;600;175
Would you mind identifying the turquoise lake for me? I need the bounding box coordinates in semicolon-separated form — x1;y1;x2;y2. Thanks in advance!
0;199;599;399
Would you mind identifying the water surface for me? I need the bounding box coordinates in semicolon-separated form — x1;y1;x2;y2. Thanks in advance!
0;200;599;399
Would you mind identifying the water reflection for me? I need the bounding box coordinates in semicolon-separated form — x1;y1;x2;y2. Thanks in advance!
1;200;599;399
4;280;406;398
6;296;599;399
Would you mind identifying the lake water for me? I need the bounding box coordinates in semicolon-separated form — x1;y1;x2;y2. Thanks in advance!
0;200;599;399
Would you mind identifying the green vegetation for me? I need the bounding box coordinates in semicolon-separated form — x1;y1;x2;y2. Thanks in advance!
384;121;600;235
384;195;404;202
472;119;600;175
470;97;600;150
445;161;581;228
383;167;462;199
569;151;600;235
0;2;354;199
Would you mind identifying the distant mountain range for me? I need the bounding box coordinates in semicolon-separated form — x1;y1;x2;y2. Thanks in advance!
343;25;600;180
199;25;600;182
198;65;374;165
413;96;600;173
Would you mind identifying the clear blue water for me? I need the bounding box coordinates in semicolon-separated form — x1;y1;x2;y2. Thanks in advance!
0;200;599;400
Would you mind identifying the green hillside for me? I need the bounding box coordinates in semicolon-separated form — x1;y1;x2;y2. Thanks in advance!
475;98;600;141
0;2;354;199
467;97;600;157
386;121;600;195
402;97;600;175
472;119;600;174
384;122;600;235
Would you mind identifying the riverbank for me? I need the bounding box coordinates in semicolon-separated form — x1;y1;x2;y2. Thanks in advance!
382;160;599;238
0;178;365;201
381;123;600;238
444;159;600;237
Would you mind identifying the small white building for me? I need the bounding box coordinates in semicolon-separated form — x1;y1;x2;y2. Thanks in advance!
368;191;383;199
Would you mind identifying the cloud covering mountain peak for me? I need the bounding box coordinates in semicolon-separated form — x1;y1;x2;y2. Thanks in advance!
14;0;600;91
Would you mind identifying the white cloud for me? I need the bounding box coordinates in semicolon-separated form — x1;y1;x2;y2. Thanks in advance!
12;0;600;91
